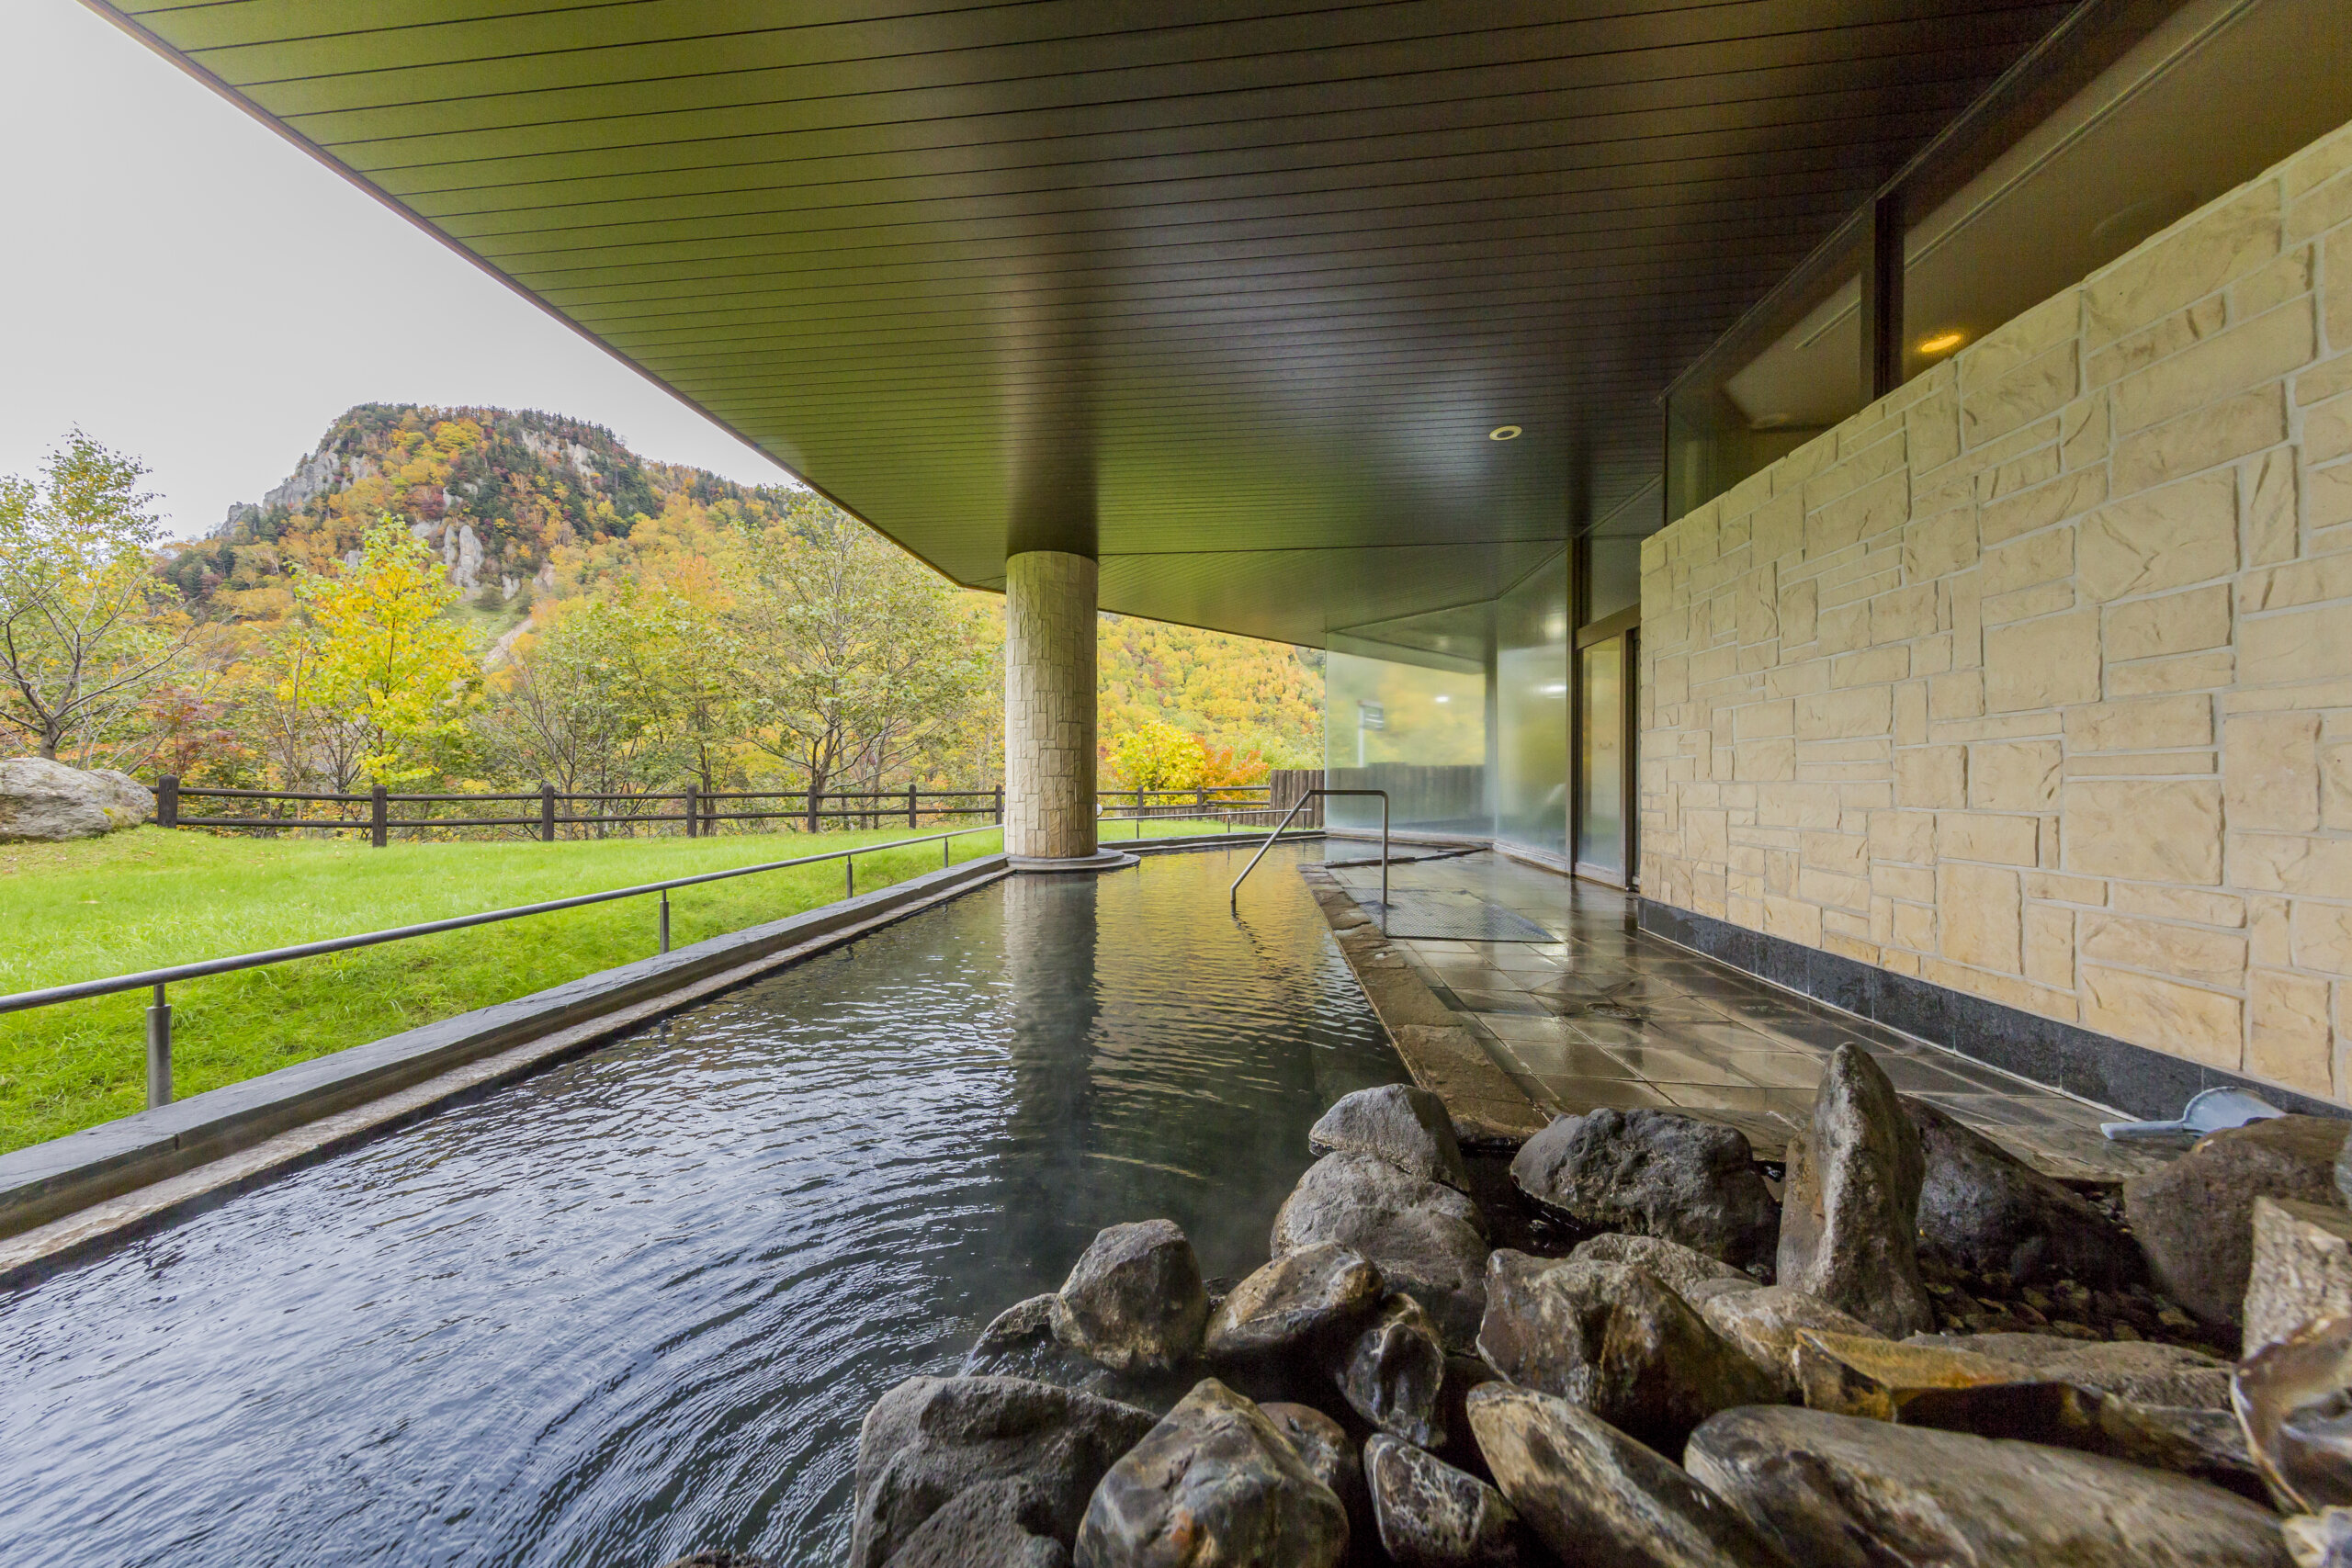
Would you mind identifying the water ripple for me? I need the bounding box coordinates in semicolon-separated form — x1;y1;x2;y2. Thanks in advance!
0;845;1399;1567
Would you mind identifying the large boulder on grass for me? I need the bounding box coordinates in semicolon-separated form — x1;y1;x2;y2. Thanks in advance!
0;757;148;841
1510;1109;1779;1269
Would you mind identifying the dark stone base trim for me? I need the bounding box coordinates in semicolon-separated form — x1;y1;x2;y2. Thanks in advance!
1637;897;2346;1125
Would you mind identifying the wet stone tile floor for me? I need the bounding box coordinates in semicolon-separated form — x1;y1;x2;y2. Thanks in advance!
1325;849;2159;1182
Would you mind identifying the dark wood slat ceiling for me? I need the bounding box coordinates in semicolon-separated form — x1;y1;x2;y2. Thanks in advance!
99;0;2075;645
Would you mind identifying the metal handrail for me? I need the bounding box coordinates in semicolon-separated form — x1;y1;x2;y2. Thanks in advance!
4;809;1302;1114
1230;789;1387;934
4;822;1012;1112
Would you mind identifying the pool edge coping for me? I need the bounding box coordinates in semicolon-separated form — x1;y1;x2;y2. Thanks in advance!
1295;862;1553;1149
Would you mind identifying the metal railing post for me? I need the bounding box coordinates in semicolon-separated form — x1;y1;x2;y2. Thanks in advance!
659;889;671;953
146;983;172;1108
157;774;179;830
846;852;855;897
1230;788;1385;936
540;783;556;842
684;783;699;840
370;784;388;849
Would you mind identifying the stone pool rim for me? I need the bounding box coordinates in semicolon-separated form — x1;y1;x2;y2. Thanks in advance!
0;830;1314;1284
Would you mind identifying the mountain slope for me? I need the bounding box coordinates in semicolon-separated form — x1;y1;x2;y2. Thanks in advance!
159;403;799;621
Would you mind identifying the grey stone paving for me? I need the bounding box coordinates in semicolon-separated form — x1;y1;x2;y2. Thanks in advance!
1326;850;2162;1181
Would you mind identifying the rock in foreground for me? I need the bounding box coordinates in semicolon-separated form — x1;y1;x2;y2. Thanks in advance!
1699;1286;1883;1399
1274;1153;1490;1348
1258;1403;1369;1546
1907;1330;2232;1409
2233;1313;2352;1513
1329;1292;1449;1448
1776;1045;1933;1338
1510;1109;1779;1269
1568;1234;1760;1306
1476;1251;1776;1454
2124;1115;2350;1327
1052;1220;1210;1374
1905;1096;2140;1287
1075;1379;1349;1568
882;1477;1071;1568
852;1375;1157;1568
2248;1197;2352;1354
1464;1383;1795;1568
1311;1084;1474;1192
1363;1434;1527;1567
1687;1405;2290;1568
1203;1243;1384;1363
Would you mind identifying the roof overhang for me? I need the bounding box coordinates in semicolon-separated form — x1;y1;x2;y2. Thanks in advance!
90;0;2093;646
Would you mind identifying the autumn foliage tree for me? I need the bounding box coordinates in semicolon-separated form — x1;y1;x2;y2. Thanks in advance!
1106;719;1269;798
282;520;481;786
0;432;191;761
722;502;988;829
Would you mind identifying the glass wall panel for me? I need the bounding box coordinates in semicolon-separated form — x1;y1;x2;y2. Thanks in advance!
1494;554;1568;861
1663;0;2352;524
1575;637;1625;877
1324;636;1487;842
1583;536;1644;625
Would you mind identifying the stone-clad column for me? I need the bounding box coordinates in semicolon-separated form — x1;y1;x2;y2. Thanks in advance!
1005;549;1099;861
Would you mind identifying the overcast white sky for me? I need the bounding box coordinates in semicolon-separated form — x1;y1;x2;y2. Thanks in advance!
0;0;801;543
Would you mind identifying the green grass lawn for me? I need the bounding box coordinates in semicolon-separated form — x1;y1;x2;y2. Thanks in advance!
0;816;1237;1154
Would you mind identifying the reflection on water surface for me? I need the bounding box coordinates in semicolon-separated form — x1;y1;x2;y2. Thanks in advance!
0;844;1399;1566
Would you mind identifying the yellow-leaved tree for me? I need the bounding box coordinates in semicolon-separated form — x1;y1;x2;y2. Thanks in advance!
0;432;192;761
289;519;480;786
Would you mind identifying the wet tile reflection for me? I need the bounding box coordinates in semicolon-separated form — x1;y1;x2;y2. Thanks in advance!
1327;850;2138;1174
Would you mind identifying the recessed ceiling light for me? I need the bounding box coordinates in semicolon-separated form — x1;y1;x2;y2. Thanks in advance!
1917;331;1966;355
1488;425;1522;441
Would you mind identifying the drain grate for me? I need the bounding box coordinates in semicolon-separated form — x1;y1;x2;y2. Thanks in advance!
1347;890;1555;942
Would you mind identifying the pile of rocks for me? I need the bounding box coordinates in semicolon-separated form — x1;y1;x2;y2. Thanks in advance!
689;1057;2352;1566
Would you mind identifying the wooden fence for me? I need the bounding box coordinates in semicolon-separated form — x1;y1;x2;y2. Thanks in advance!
152;771;1327;845
154;777;1007;846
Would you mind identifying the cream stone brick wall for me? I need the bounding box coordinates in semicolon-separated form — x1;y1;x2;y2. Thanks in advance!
1640;117;2352;1105
1004;549;1099;860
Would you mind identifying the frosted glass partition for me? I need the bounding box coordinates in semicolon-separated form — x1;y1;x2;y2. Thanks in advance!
1576;637;1626;876
1584;534;1643;624
1494;555;1569;860
1323;645;1487;840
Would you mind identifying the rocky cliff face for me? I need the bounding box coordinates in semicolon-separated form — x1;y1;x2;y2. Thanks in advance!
179;402;798;613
